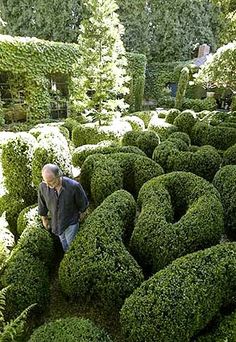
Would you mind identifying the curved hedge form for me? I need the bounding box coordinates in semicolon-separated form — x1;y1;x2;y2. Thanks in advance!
222;143;236;166
17;204;41;235
130;172;224;273
196;310;236;342
165;108;181;124
192;122;236;150
148;115;178;140
1;221;54;317
120;243;236;342
122;131;160;157
72;122;132;147
59;190;144;310
29;317;113;342
127;111;155;128
213;165;236;238
169;131;191;146
173;110;196;135
0;194;26;234
72;142;145;167
80;153;164;205
122;116;145;131
32;130;72;187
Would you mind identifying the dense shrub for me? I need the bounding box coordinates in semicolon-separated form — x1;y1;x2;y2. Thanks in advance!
192;122;236;150
29;317;113;342
59;190;144;310
30;123;70;141
80;153;164;205
17;204;41;235
1;133;37;205
72;142;145;167
157;110;168;119
130;172;224;273
196;310;236;342
120;243;236;342
169;131;191;145
173;110;196;135
32;130;72;187
165;108;181;124
222;143;236;166
182;97;217;112
127;111;155;128
122;116;145;131
61;117;79;139
148;115;178;140
213;165;236;238
175;67;190;110
122;131;160;157
0;242;7;272
72;122;132;147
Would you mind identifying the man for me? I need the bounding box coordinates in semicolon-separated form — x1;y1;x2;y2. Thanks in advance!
38;164;88;251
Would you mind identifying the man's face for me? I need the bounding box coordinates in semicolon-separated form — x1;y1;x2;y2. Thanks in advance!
42;170;60;188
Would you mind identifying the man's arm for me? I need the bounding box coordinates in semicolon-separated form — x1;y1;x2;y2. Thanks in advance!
38;187;49;229
74;182;89;214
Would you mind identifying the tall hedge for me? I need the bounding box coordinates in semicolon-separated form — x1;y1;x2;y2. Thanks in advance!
130;172;224;273
120;243;236;342
59;190;144;310
175;67;190;110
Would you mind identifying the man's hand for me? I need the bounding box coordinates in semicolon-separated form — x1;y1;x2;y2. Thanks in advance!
41;216;50;230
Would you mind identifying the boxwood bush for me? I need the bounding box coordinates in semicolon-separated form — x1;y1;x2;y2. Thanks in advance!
122;116;145;131
127;111;155;128
80;153;164;205
213;165;236;238
59;190;144;310
173;110;197;136
169;131;191;146
130;172;224;273
122;131;160;157
222;143;236;166
120;243;236;342
17;204;41;235
29;317;113;342
165;108;181;124
148;115;178;141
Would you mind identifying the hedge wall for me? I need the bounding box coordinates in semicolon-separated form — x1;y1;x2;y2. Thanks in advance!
122;130;160;157
59;190;144;310
120;243;236;342
130;172;224;273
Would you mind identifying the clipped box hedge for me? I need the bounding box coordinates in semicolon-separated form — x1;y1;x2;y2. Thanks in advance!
59;190;144;310
148;115;178;141
213;165;236;238
80;153;164;205
130;172;224;273
173;110;197;136
120;242;236;342
122;130;160;157
29;317;113;342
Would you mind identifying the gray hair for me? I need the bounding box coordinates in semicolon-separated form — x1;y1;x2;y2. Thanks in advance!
42;164;63;177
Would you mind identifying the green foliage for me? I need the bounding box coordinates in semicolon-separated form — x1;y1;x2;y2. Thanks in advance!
182;97;217;112
130;172;223;273
59;190;144;310
80;153;164;205
191;122;236;150
148;115;178;141
213;165;236;238
0;194;26;234
165;108;181;124
120;243;236;342
0;242;7;272
122;115;145;131
169;131;191;145
74;0;129;123
127;111;155;128
222;143;236;166
173;110;196;135
29;317;113;342
122;130;160;157
0;286;36;342
175;67;190;110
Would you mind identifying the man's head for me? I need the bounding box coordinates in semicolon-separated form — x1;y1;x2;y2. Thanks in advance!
42;164;63;188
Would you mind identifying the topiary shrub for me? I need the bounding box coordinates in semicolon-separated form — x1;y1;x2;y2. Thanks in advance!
173;110;196;136
59;190;144;310
80;153;164;205
130;172;224;273
192;122;236;150
61;117;80;139
120;243;236;342
32;130;72;187
122;116;145;131
196;310;236;342
1;133;37;205
175;67;190;110
213;165;236;238
17;204;41;235
222;143;236;166
72;122;132;147
165;108;181;124
28;317;113;342
0;242;7;272
148;115;178;141
169;131;191;145
127;111;155;128
72;142;145;167
122;131;160;157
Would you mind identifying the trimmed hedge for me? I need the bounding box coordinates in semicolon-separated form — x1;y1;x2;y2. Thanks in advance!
122;116;145;131
59;190;144;310
17;204;41;235
80;153;164;205
72;122;132;147
130;172;224;273
29;317;113;342
127;111;155;128
173;110;196;136
120;243;236;342
192;122;236;150
1;221;53;317
122;131;160;157
213;165;236;238
196;310;236;342
0;194;26;234
148;115;178;141
165;108;181;124
72;142;145;167
222;143;236;166
169;131;191;145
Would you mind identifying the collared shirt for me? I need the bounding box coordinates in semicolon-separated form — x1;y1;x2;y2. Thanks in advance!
38;176;89;236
